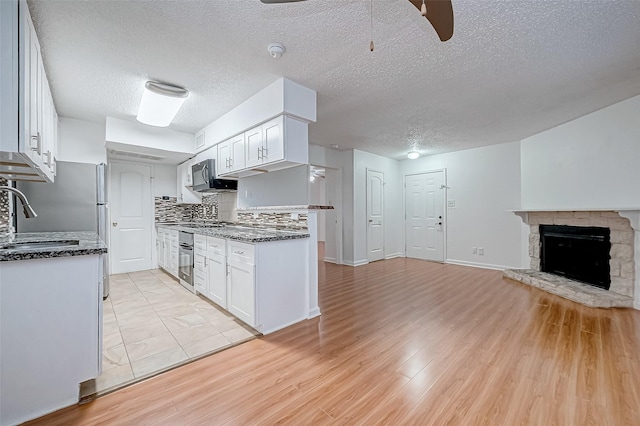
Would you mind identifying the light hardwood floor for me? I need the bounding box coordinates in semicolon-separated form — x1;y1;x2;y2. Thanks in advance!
28;253;640;425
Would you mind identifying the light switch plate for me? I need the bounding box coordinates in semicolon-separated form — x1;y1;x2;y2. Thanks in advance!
447;200;456;208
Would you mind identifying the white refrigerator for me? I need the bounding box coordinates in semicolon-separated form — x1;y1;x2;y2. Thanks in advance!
17;162;110;298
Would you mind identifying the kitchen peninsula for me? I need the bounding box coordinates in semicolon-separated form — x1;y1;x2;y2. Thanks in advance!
156;222;310;334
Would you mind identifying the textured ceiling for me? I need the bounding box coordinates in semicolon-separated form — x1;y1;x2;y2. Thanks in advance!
29;0;640;160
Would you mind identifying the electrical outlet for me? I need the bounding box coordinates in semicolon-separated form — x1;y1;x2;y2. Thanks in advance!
478;247;484;255
472;247;477;254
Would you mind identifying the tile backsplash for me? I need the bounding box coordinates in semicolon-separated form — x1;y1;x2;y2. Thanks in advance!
236;212;308;230
154;192;306;230
155;193;224;223
0;178;10;235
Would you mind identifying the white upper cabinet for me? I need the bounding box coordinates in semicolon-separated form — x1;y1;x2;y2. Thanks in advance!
219;115;308;178
216;139;231;176
192;78;316;177
217;133;246;176
176;158;201;204
0;0;57;182
246;116;286;168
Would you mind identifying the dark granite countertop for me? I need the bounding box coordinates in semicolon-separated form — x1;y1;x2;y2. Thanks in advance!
156;223;309;243
0;231;108;262
236;205;334;211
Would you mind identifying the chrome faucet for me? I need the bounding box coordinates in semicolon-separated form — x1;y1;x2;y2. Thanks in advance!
0;186;38;218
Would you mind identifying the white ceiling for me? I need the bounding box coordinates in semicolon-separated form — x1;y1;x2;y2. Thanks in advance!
29;0;640;160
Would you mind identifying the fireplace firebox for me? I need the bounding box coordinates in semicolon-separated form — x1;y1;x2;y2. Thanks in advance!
540;225;611;290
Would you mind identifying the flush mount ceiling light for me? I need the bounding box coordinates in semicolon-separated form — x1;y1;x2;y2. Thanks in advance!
407;151;420;160
136;81;189;127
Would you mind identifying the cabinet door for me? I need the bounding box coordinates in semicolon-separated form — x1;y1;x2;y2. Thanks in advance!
185;159;193;186
194;269;207;295
28;17;41;157
245;126;263;168
207;253;227;308
263;116;284;164
227;259;255;326
217;140;231;175
230;133;246;172
176;163;184;203
157;239;164;268
181;160;202;204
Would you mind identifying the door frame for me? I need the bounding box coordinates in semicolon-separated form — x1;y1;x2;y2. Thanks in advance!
366;168;385;262
108;160;154;275
403;168;447;262
310;164;343;265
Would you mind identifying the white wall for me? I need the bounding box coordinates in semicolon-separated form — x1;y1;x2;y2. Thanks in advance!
105;116;194;154
237;165;309;209
57;117;106;164
521;95;640;210
153;164;177;197
309;175;326;241
353;149;404;264
401;141;525;269
310;145;353;264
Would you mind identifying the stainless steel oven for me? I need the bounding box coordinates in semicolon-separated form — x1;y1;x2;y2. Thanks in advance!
178;231;195;293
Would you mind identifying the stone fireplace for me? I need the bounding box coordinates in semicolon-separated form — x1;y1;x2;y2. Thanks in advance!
505;210;640;309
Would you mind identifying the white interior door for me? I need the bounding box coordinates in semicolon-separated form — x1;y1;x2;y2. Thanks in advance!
109;162;153;274
405;171;445;262
367;169;384;262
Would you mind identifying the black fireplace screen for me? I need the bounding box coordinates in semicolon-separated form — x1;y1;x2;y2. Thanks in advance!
539;225;611;290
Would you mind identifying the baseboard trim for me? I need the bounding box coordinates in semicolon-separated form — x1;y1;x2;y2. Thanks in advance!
385;252;403;260
323;257;337;264
446;259;516;271
308;307;321;319
343;259;369;267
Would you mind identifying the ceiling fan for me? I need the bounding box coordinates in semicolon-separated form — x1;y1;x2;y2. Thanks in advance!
260;0;454;42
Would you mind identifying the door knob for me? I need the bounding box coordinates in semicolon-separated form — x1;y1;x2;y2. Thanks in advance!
112;222;118;227
437;222;442;225
368;219;373;223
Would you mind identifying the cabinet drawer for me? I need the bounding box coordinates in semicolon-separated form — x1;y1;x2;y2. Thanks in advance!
207;237;226;257
194;254;206;272
227;241;255;265
194;270;207;292
194;234;207;250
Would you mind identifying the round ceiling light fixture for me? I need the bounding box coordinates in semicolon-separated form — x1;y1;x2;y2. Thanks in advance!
407;151;420;160
267;42;286;59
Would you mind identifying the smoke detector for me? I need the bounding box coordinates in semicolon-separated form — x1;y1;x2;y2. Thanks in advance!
267;42;286;59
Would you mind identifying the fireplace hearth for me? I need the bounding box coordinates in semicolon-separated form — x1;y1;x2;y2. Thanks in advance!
504;210;638;309
540;225;610;290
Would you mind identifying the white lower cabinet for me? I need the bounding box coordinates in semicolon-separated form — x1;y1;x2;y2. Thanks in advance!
157;228;164;268
160;229;309;334
194;234;207;294
168;230;179;277
157;227;179;279
207;251;227;308
226;241;256;326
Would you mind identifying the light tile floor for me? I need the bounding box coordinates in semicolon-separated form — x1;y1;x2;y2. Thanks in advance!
97;269;257;393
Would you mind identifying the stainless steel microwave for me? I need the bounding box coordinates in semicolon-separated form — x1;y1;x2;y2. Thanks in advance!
191;159;238;192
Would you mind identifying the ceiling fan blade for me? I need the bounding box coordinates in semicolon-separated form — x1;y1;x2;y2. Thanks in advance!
260;0;307;3
409;0;454;42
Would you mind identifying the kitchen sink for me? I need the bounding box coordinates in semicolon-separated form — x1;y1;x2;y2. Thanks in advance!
0;240;80;250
